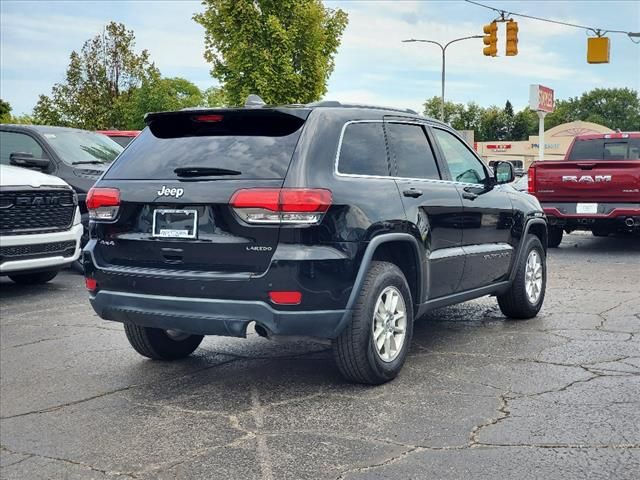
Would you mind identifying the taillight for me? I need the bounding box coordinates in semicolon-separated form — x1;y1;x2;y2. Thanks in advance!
527;166;536;194
86;187;120;221
230;188;332;224
193;114;223;123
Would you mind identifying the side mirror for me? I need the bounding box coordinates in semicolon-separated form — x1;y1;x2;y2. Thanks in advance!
493;161;515;184
9;152;50;170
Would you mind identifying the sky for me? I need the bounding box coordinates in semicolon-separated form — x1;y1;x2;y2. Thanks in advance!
1;0;639;116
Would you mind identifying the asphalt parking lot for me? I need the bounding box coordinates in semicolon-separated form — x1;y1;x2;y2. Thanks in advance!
1;233;639;480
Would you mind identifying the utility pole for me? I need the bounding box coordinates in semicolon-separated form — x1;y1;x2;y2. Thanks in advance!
402;36;483;121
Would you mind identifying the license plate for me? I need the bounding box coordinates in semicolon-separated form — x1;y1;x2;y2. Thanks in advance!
576;203;598;214
153;209;198;239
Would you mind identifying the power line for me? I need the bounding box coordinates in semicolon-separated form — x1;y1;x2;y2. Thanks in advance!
464;0;640;41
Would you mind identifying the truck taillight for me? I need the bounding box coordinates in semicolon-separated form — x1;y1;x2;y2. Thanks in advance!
86;187;120;221
230;188;332;225
528;167;536;194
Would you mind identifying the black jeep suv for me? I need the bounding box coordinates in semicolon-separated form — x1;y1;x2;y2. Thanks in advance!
83;101;548;384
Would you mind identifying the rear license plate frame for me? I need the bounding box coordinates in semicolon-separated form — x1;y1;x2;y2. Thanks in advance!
576;203;598;214
152;209;198;239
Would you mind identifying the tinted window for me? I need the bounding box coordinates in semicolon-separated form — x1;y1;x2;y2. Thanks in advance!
433;128;487;184
0;131;45;165
568;138;640;160
386;123;440;179
105;113;304;180
110;136;135;148
44;130;122;165
338;122;389;176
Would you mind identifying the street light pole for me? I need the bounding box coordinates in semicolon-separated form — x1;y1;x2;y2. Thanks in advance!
402;36;483;121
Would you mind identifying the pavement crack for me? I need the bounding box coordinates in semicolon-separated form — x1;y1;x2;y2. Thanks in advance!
334;446;421;480
469;392;511;447
0;445;139;478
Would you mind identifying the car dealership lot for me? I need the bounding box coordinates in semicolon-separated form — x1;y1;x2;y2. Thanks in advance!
1;233;638;480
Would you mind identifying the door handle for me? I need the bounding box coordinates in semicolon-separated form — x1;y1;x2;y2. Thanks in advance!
403;188;423;198
462;191;478;200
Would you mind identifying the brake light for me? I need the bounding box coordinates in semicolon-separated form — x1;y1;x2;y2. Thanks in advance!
193;114;223;122
269;291;302;305
230;188;332;224
86;187;120;221
528;166;536;194
604;133;629;139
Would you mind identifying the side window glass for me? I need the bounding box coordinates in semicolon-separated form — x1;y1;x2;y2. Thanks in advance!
433;128;487;184
386;123;440;179
338;123;389;176
0;131;45;165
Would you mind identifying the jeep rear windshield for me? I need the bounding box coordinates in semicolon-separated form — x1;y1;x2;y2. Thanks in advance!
568;138;640;161
104;110;307;180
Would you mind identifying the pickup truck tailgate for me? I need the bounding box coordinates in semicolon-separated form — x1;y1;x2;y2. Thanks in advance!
530;160;640;203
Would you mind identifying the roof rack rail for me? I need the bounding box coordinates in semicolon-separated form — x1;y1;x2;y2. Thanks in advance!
309;100;418;115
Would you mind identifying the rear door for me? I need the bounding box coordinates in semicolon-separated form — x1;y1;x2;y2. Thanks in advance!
94;109;308;274
386;120;464;299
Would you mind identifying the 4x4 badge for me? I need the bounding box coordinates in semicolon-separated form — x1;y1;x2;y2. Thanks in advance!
157;186;184;198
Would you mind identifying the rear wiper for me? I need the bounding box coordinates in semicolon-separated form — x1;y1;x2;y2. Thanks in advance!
72;160;104;165
174;167;242;177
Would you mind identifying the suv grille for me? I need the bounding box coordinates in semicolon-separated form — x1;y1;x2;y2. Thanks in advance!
0;240;77;263
0;190;76;234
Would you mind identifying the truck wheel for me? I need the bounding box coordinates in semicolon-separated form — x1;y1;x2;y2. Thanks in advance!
8;270;59;285
548;227;563;248
498;235;546;319
333;261;414;385
124;324;204;360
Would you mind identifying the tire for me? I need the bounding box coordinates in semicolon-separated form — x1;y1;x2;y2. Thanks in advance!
8;270;59;285
548;227;563;248
333;261;414;385
124;324;204;360
498;235;546;320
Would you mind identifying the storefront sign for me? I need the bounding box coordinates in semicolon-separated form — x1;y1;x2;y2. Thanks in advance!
529;84;554;113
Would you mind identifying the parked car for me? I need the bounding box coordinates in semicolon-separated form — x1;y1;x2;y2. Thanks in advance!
528;132;640;246
0;125;123;267
0;164;82;284
97;130;140;148
512;173;528;192
84;100;548;384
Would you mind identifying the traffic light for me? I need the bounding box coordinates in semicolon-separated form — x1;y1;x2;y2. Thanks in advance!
483;22;498;57
505;20;518;56
587;36;610;63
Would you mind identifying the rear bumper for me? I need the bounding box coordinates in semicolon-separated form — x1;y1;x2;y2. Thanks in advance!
542;203;640;229
90;289;350;339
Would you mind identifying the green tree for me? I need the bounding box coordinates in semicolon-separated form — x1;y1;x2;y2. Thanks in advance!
123;75;206;128
511;107;538;140
194;0;348;105
202;86;227;107
0;99;11;123
545;88;640;131
422;96;462;124
33;22;158;129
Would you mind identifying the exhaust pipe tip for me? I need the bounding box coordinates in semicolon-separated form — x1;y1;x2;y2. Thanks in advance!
254;324;271;339
625;217;635;227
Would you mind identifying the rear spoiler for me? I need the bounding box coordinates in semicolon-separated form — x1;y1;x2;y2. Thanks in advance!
144;108;311;139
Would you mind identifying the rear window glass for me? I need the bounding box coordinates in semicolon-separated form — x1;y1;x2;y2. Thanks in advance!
568;138;640;160
386;123;440;179
338;122;389;176
104;111;305;180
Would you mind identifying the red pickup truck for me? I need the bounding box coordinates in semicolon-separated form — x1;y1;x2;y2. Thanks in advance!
528;132;640;247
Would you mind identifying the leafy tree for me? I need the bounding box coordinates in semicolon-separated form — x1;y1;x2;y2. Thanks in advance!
194;0;348;105
545;88;640;131
511;107;538;141
123;74;207;128
202;86;227;107
0;99;11;122
33;22;158;129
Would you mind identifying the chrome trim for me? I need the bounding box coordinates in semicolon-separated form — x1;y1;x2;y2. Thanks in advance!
333;120;485;188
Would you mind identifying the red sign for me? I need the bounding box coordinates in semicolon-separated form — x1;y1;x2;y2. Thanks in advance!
529;84;554;113
486;144;512;151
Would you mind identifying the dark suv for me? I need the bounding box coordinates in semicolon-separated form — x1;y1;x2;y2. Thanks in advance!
83;101;548;384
